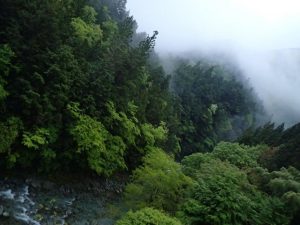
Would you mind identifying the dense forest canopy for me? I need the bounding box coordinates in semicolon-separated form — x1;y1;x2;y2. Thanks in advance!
1;0;300;224
0;0;261;174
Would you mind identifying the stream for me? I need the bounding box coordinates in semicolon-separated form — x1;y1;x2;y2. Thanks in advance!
0;177;122;225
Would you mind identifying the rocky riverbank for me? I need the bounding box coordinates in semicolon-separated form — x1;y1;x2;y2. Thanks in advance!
0;175;126;225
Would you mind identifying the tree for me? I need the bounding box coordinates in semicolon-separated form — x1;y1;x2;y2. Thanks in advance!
0;44;14;100
116;208;182;225
0;0;176;174
0;117;22;168
238;122;300;170
124;148;193;214
172;62;258;156
68;103;126;176
180;154;289;225
211;142;267;168
248;166;300;224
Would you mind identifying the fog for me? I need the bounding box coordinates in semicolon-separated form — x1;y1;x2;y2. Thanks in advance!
127;0;300;126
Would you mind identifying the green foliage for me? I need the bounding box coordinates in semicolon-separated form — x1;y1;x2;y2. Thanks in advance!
238;122;284;147
248;166;300;222
181;142;266;175
0;44;14;76
82;6;98;24
212;142;267;168
124;148;193;213
282;192;300;213
180;154;289;225
181;152;215;178
116;208;182;225
105;101;140;146
0;117;22;154
140;122;168;147
22;128;53;150
0;1;299;224
172;62;258;156
0;44;14;99
70;5;102;47
71;17;102;47
68;103;126;176
0;117;22;168
102;20;119;46
21;127;58;171
0;0;177;173
239;122;300;170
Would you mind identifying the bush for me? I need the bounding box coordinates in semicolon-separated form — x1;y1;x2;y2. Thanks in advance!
116;208;182;225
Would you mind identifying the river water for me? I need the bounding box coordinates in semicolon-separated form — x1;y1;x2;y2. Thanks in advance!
0;178;119;225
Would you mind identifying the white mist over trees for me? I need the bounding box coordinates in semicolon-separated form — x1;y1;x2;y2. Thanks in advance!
127;0;300;126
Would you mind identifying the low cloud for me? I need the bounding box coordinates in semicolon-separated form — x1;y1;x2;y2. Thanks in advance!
127;0;300;126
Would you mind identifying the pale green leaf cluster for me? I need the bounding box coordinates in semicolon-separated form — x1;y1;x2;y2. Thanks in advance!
106;101;140;146
82;6;97;23
124;148;193;213
141;122;168;147
71;17;102;47
212;141;267;168
22;128;52;150
69;103;126;176
21;127;58;170
116;208;182;225
180;153;289;225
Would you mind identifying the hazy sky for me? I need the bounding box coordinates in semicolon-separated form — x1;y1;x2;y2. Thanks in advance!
127;0;300;126
127;0;300;52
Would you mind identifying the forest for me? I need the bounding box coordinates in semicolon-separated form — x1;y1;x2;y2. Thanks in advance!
0;0;300;224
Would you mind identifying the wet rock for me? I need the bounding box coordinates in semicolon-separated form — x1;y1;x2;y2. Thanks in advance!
42;181;56;191
2;211;9;217
26;178;42;189
59;185;72;195
0;189;15;200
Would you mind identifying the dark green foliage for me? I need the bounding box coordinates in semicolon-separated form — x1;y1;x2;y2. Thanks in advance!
0;117;22;154
248;166;300;223
0;0;175;173
0;117;23;168
238;122;284;146
116;208;182;225
172;62;258;156
180;151;290;225
0;0;262;174
239;122;300;170
0;44;15;100
275;123;300;170
1;1;300;224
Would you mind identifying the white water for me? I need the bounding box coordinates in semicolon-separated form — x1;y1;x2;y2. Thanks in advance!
0;186;41;225
0;189;15;200
0;179;115;225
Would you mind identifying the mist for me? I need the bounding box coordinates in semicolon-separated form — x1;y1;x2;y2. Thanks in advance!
127;0;300;126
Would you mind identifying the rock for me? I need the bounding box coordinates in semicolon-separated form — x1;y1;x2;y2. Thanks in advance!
26;178;42;189
2;211;9;217
25;178;32;184
0;205;3;215
59;185;72;195
42;181;56;190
